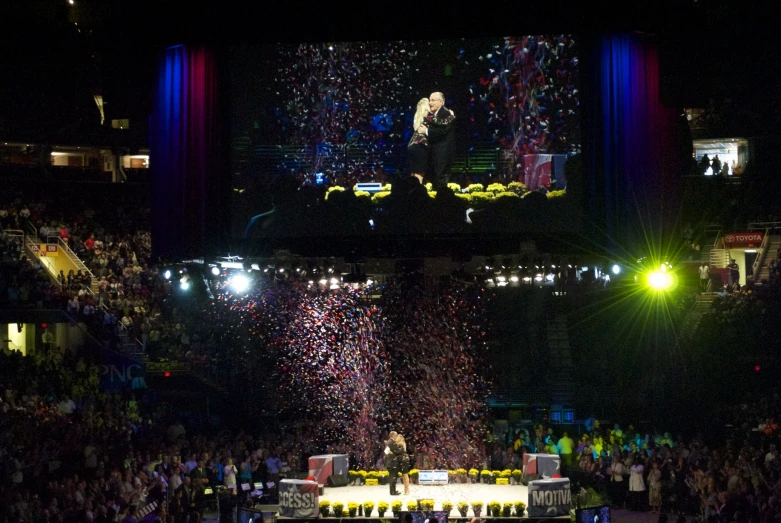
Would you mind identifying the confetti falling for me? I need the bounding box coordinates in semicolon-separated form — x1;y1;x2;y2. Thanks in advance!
217;277;491;468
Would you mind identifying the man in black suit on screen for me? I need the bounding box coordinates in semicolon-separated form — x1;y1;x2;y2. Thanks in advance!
416;92;455;190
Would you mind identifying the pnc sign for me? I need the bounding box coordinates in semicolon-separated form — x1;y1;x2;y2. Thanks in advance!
724;232;764;246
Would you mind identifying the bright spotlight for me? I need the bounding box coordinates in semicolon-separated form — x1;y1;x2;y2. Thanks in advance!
366;279;374;286
164;270;172;280
319;279;327;285
330;277;339;285
510;275;519;283
612;264;621;275
211;267;220;276
180;281;190;291
647;270;673;291
230;274;251;294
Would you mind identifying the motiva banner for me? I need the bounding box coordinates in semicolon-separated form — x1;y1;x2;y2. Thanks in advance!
522;154;568;191
528;478;571;517
278;479;319;518
724;232;764;246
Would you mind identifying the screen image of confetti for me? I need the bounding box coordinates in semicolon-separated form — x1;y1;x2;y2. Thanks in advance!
214;277;491;468
233;36;580;188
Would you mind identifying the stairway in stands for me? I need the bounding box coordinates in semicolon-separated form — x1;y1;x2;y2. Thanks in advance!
680;292;718;338
757;234;781;283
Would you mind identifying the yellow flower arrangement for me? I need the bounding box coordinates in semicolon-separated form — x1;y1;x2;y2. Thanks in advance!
486;183;507;193
363;501;375;516
503;502;514;516
371;191;391;202
354;190;371;198
448;469;457;477
492;470;503;477
325;186;346;200
382;184;392;191
471;501;484;510
332;501;344;516
456;468;467;476
420;500;435;511
391;500;403;513
428;191;437;198
507;181;527;192
495;191;519;199
466;183;485;193
480;469;492;477
546;189;566;198
457;501;469;515
347;502;359;516
514;501;526;515
409;468;419;478
425;183;433;191
377;501;389;515
378;470;389;477
500;470;512;478
511;469;522;480
447;182;462;191
357;470;367;478
488;501;501;514
468;469;479;477
319;500;331;517
407;501;419;511
442;501;454;512
454;193;472;202
471;191;494;202
366;471;379;480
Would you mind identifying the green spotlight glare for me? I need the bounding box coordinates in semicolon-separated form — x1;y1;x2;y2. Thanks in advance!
647;270;673;291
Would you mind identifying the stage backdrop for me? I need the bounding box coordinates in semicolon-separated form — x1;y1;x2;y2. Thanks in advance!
151;44;226;260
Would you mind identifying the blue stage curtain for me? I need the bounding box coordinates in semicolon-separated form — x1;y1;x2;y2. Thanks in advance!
584;33;683;247
151;45;222;260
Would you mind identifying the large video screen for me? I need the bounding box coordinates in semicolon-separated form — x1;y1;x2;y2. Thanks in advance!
230;36;581;240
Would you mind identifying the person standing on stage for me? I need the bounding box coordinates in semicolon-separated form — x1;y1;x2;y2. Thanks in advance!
408;98;430;185
396;433;411;495
416;92;455;190
384;431;402;495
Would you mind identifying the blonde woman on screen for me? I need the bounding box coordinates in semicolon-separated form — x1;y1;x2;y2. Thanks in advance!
407;98;430;184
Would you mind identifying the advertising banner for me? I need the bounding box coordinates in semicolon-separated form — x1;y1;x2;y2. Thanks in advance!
523;453;561;478
724;232;763;246
279;479;319;518
528;478;571;517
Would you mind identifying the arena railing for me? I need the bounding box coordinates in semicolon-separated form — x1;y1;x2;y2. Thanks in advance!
752;228;772;281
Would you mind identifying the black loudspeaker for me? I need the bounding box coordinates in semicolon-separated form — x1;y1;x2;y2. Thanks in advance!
327;475;349;487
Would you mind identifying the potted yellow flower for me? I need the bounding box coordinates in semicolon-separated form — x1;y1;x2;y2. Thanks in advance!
442;501;454;515
514;501;526;516
420;500;434;511
378;501;389;517
468;469;479;484
407;501;418;511
457;501;469;517
319;501;331;517
511;469;522;485
489;501;501;517
409;469;419;484
471;501;483;517
502;503;513;517
357;470;367;485
347;502;359;517
363;501;375;517
332;502;344;517
480;469;492;484
457;468;467;484
391;500;403;517
366;471;379;480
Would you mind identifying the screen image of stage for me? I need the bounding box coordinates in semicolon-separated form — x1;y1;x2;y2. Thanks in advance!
229;36;582;240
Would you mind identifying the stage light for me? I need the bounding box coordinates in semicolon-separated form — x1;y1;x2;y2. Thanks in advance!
534;274;543;282
164;270;172;280
545;273;555;282
754;365;761;372
646;270;673;291
523;276;532;282
164;371;171;377
510;275;519;283
612;264;621;275
319;279;327;285
211;267;220;276
180;281;190;291
330;278;339;285
230;274;251;294
497;276;506;282
366;279;374;286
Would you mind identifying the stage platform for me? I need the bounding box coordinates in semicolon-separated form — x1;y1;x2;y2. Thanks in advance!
314;483;567;519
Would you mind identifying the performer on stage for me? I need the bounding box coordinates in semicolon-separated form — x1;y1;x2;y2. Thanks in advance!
396;433;411;495
384;431;403;495
408;98;430;184
416;92;455;190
